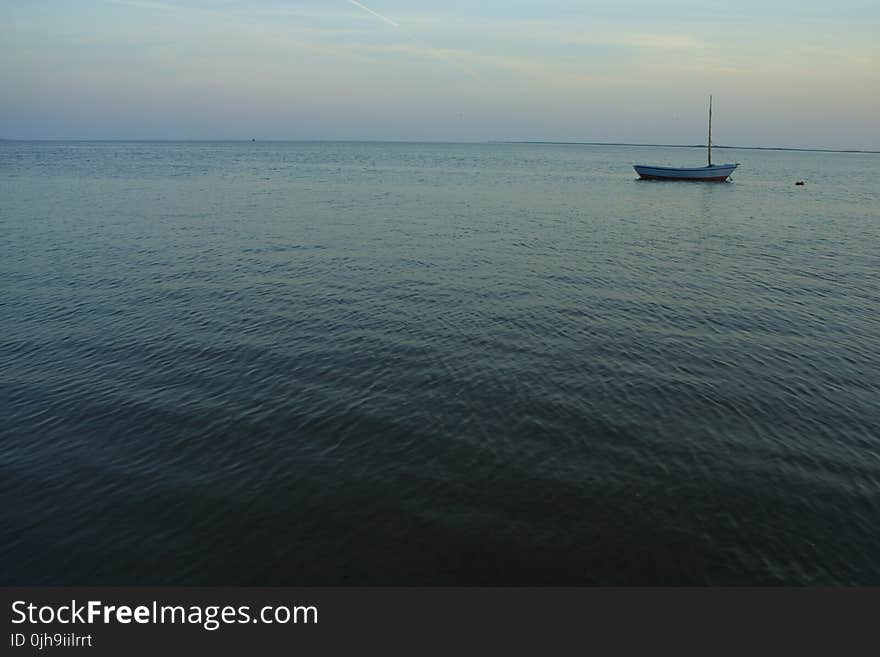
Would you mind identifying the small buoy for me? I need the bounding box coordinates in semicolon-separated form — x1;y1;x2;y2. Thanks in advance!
795;181;805;185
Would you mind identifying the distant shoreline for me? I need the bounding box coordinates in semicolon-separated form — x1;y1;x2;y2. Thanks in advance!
498;141;880;154
1;137;877;154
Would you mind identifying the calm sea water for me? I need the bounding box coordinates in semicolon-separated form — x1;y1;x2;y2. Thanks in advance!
1;141;878;585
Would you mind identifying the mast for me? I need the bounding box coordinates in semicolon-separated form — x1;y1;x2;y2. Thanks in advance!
708;94;713;166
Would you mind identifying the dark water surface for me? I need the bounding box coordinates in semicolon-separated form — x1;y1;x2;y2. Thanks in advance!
2;141;878;584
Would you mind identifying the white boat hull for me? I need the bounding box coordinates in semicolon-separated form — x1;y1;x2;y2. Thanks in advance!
633;163;738;181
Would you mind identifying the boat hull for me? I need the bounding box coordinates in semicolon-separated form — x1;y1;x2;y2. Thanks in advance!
633;163;738;181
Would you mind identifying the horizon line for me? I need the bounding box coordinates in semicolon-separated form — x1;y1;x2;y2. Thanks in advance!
1;138;877;154
499;141;880;154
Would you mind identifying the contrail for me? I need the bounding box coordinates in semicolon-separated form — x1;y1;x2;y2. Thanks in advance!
348;0;399;28
346;0;480;80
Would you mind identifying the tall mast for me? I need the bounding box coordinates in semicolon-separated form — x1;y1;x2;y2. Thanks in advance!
708;94;713;166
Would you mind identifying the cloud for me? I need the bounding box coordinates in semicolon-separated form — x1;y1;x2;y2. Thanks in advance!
343;0;481;80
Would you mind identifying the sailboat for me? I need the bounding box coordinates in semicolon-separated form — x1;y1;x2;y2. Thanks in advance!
633;95;738;181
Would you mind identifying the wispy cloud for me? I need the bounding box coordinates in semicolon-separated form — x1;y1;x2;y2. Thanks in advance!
344;0;481;80
101;0;181;11
598;33;706;50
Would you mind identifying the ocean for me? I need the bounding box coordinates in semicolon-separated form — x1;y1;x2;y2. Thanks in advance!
1;140;878;584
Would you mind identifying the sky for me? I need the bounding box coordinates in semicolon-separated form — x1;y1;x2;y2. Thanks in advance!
1;0;878;149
